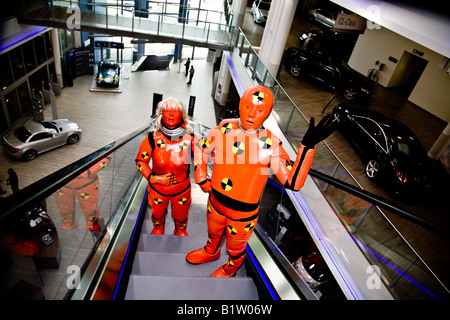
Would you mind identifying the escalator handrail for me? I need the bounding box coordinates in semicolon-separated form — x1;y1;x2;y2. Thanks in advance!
0;122;153;222
308;168;450;238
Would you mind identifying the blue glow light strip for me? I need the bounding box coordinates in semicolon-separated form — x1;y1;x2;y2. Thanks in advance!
360;241;442;300
112;192;147;300
224;51;245;95
0;27;50;53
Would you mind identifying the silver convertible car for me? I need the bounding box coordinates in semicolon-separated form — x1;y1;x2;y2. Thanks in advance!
2;119;82;160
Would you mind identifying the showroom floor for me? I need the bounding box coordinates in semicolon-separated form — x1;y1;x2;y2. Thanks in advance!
0;6;448;298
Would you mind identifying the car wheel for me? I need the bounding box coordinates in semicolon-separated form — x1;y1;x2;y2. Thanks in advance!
67;134;79;144
365;159;380;180
290;64;302;77
344;88;356;100
23;150;37;161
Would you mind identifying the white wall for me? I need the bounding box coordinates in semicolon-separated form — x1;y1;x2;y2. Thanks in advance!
348;27;450;122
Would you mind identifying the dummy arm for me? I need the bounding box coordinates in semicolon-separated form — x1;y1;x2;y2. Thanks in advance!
281;115;337;191
194;135;213;193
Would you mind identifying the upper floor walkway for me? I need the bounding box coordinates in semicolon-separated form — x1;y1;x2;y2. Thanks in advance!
16;0;236;51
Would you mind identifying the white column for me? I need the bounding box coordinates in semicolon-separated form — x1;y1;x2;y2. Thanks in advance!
51;28;63;88
214;54;232;106
258;0;298;77
231;0;247;28
428;122;450;160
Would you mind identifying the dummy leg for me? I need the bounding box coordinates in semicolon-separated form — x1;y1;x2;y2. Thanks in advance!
54;187;77;229
211;216;258;277
186;199;225;264
77;181;101;231
171;186;191;236
148;187;169;235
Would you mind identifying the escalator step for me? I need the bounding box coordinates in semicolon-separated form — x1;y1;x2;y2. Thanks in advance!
131;252;247;278
137;234;211;254
141;220;208;237
125;275;259;300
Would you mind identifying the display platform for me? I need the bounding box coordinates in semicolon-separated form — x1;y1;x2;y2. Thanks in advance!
89;64;123;93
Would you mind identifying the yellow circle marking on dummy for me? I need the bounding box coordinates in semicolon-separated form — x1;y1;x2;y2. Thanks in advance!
233;141;245;155
178;198;188;205
80;192;90;200
137;164;143;171
179;141;188;150
258;136;272;149
154;198;163;204
221;178;233;191
141;151;150;159
156;140;165;148
221;122;233;134
228;225;238;235
286;160;293;170
253;91;264;102
56;189;64;196
244;222;255;232
201;137;209;149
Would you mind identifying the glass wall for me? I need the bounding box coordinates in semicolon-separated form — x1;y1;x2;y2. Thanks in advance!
0;30;64;134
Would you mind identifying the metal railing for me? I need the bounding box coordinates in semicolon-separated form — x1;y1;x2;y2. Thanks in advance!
17;0;237;50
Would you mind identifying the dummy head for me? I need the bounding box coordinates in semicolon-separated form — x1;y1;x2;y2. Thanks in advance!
239;86;274;132
155;97;193;133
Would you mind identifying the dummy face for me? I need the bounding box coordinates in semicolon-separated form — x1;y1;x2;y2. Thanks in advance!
239;87;273;131
162;106;182;129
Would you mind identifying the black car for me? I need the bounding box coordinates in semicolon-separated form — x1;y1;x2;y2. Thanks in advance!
284;47;376;102
332;103;433;196
298;29;358;60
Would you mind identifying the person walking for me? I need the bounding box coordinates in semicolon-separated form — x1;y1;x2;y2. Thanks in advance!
6;168;20;194
187;65;195;85
184;58;190;77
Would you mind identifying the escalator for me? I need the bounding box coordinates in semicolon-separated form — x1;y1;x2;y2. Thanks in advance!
1;118;449;301
123;179;259;300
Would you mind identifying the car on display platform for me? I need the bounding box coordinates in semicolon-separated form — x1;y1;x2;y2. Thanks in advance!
307;8;335;28
96;60;120;87
332;103;433;196
250;0;271;25
283;47;377;102
2;119;82;161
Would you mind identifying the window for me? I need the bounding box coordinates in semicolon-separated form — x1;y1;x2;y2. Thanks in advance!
23;40;37;73
30;132;53;141
9;47;25;81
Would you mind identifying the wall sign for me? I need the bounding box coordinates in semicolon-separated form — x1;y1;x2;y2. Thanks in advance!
333;13;367;32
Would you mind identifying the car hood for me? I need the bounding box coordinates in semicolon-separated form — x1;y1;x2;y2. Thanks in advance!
99;69;117;77
49;119;81;132
343;69;376;90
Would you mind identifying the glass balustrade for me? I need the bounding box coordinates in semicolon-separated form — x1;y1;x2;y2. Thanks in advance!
228;27;449;300
19;0;237;50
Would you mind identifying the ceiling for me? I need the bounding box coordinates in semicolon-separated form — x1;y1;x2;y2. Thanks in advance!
331;0;450;58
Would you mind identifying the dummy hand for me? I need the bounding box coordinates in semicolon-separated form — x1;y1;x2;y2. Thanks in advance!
149;172;176;186
198;179;211;193
301;115;337;148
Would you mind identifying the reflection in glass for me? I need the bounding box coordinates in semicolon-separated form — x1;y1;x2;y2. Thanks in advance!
9;47;25;81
